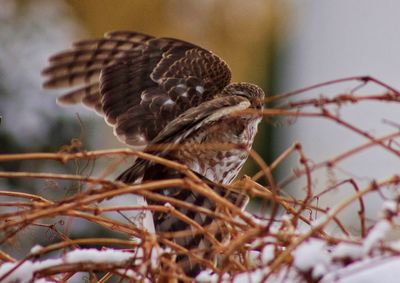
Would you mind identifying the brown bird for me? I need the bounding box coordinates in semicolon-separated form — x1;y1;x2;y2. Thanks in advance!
42;31;264;277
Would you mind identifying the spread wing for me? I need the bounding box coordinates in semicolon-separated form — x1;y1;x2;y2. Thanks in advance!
42;31;232;148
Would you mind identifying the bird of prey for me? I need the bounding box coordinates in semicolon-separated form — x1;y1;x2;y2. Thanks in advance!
42;31;265;277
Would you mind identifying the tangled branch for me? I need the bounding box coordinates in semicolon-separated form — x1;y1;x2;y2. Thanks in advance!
0;76;399;282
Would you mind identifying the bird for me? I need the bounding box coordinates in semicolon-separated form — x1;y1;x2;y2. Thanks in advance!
42;31;265;277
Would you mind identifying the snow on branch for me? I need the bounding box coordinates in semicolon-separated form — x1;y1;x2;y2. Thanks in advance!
0;76;399;282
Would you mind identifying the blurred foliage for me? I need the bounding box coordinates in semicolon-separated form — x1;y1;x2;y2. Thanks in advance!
0;0;86;189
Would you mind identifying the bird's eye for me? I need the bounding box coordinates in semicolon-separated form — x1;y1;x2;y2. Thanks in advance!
252;98;264;110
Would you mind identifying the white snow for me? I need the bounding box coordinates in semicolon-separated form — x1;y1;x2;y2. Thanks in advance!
0;249;134;283
248;250;262;266
321;257;400;283
2;195;399;283
65;248;134;264
196;195;400;282
331;242;363;260
30;245;43;255
232;268;265;283
293;239;330;274
196;270;219;282
382;200;397;213
363;219;392;254
196;204;399;283
207;255;400;283
261;245;275;264
164;202;174;208
388;240;400;252
0;258;63;283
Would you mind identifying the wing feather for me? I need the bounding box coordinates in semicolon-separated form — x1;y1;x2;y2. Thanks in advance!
42;31;232;147
116;95;250;182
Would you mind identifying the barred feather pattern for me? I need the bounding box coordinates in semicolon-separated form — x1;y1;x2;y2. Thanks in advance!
43;31;265;278
117;93;263;276
42;31;231;148
127;163;249;277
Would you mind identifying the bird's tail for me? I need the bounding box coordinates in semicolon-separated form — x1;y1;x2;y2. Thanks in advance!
117;160;248;279
143;163;249;278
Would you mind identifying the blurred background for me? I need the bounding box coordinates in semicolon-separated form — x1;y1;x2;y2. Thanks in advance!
0;0;283;175
0;0;399;260
0;0;283;261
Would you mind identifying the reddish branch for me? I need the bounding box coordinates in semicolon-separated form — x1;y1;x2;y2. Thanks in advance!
0;76;399;281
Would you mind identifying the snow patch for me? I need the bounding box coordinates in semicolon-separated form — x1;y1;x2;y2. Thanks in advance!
293;239;330;277
363;220;392;254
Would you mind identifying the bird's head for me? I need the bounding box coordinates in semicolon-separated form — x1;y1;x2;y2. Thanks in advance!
221;83;265;111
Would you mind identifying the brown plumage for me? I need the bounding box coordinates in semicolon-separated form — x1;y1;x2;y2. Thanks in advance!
135;162;249;277
43;31;232;148
42;31;264;278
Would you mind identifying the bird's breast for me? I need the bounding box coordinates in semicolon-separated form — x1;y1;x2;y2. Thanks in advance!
172;117;261;184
